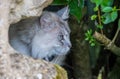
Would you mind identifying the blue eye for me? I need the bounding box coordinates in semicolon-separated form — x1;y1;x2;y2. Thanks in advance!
58;34;64;41
60;35;64;40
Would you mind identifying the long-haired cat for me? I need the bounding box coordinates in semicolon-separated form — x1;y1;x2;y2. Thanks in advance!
9;7;71;64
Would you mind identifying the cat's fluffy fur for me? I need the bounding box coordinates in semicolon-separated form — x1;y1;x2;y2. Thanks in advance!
9;8;71;63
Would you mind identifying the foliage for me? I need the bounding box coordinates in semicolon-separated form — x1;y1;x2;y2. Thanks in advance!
91;0;118;25
85;29;96;46
52;0;120;78
86;0;120;79
52;0;68;5
52;0;84;21
85;0;120;46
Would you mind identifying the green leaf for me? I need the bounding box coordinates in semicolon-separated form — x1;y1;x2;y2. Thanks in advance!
102;11;118;24
102;7;112;12
91;43;95;46
69;0;84;21
52;0;69;5
101;0;113;8
87;29;92;35
85;37;89;41
89;40;92;43
52;0;84;21
91;15;97;20
102;13;111;24
111;11;118;22
85;29;96;47
94;6;99;11
85;32;88;36
91;38;94;42
112;6;117;11
91;0;103;6
97;25;103;29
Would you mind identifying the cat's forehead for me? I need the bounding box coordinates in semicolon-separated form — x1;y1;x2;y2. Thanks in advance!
42;11;59;20
41;11;70;33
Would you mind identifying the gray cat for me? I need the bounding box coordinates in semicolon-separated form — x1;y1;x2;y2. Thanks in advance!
9;7;71;63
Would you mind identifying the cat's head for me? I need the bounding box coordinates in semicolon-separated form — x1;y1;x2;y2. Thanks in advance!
37;6;71;57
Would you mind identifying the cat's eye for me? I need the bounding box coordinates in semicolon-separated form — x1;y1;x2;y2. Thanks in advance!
59;34;64;40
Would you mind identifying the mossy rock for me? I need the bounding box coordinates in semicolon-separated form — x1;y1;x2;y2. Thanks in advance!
54;65;68;79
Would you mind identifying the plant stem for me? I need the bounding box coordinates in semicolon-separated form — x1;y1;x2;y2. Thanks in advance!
112;26;120;43
112;19;120;43
98;7;103;34
93;31;120;56
116;9;120;11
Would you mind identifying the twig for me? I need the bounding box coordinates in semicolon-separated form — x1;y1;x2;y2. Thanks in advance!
93;31;120;56
98;7;103;34
112;19;120;43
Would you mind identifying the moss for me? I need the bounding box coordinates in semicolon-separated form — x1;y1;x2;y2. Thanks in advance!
54;64;68;79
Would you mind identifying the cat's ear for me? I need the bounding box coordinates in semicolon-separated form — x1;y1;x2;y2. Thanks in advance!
57;6;70;20
40;12;51;25
40;12;56;31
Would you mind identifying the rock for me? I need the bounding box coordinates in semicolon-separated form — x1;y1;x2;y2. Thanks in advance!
9;0;53;24
0;53;68;79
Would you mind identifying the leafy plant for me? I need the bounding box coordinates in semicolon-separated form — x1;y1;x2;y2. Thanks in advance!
85;29;96;46
86;0;120;79
52;0;84;21
52;0;120;78
85;0;120;46
91;0;119;25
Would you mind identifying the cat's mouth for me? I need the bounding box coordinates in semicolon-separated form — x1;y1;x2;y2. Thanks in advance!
53;46;71;55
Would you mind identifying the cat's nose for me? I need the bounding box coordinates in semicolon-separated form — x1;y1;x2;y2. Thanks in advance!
68;43;72;48
66;42;71;48
65;39;72;48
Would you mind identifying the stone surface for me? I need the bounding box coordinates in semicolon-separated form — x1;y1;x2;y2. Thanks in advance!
0;53;57;79
9;0;53;24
